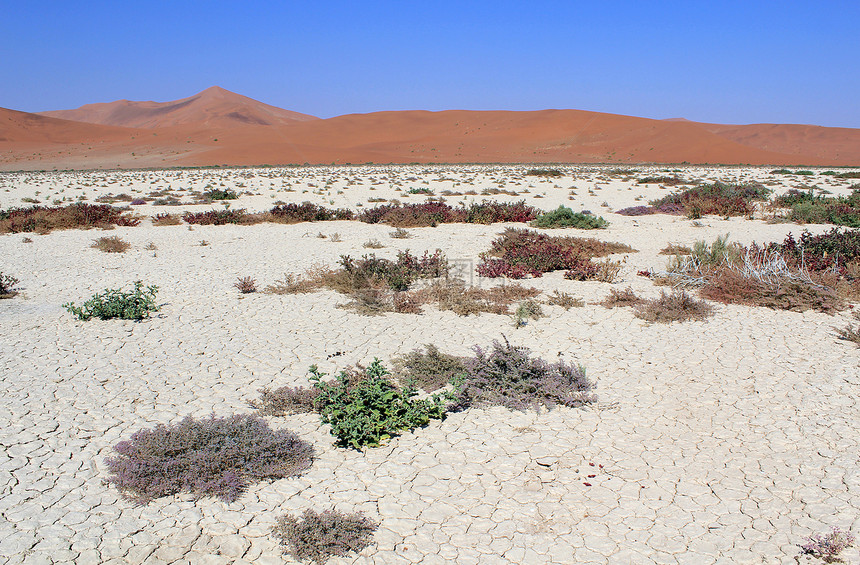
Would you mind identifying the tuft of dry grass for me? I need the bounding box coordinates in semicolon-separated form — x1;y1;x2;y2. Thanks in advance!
543;290;583;309
836;312;860;347
390;227;411;239
659;243;693;255
413;278;540;316
391;344;467;392
234;276;257;294
363;239;383;249
633;290;714;323
92;236;131;253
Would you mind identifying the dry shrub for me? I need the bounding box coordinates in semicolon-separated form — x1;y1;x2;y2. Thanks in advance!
543;290;583;309
391;344;467;392
660;243;693;255
252;386;320;416
265;267;332;295
92;236;131;253
601;286;642;308
633;290;714;323
273;508;377;564
0;203;140;233
152;213;182;226
700;269;843;313
414;278;540;316
389;227;411;239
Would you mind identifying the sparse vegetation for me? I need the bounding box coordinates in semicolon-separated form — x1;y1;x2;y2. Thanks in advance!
64;281;159;321
512;299;544;327
151;213;182;226
389;227;411;239
646;182;771;218
203;188;238;200
526;168;563;178
799;526;855;562
104;414;314;503
273;508;377;564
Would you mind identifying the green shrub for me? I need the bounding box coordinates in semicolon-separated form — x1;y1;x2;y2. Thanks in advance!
530;206;608;229
274;508;377;564
203;188;238;200
0;272;20;298
64;281;159;321
526;168;563;177
309;360;451;449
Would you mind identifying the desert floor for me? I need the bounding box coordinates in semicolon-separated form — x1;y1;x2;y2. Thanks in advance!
1;165;858;564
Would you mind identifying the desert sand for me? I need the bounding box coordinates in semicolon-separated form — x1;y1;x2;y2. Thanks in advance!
1;164;858;564
1;87;859;170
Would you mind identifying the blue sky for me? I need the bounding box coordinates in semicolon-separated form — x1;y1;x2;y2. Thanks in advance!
2;1;858;127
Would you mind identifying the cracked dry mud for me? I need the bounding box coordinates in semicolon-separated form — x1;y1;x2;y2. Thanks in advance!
1;165;858;564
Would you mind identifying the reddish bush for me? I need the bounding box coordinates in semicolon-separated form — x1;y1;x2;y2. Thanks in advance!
0;203;140;233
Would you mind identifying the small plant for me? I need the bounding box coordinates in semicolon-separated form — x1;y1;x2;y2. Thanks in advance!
800;526;855;562
64;281;159;321
144;242;157;251
530;206;608;229
273;508;378;564
0;272;21;298
309;360;450;449
452;339;594;411
407;187;434;195
391;344;467;392
513;299;544;327
199;240;210;246
104;414;314;504
543;290;583;309
633;290;714;323
363;239;383;249
329;233;342;243
91;236;131;253
389;227;411;239
234;276;257;294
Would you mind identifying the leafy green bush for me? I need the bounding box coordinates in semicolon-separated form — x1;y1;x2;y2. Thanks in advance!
526;168;563;177
274;508;377;564
530;206;608;229
64;281;159;321
203;188;238;200
309;360;451;449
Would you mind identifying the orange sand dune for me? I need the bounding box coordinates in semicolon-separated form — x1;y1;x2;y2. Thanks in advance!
2;88;858;170
38;86;318;129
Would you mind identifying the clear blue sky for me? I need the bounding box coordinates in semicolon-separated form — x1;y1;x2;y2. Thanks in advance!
2;1;858;127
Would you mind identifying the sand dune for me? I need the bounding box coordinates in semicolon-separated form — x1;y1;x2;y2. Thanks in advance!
38;86;318;129
2;88;857;169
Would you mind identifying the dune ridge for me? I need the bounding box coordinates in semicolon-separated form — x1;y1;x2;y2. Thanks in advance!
1;87;857;169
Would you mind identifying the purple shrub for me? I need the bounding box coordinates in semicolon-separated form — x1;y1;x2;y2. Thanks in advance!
800;526;855;562
357;200;539;227
615;205;656;216
182;209;249;225
452;339;595;411
130;199;147;205
270;202;354;223
273;508;378;564
104;414;314;503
